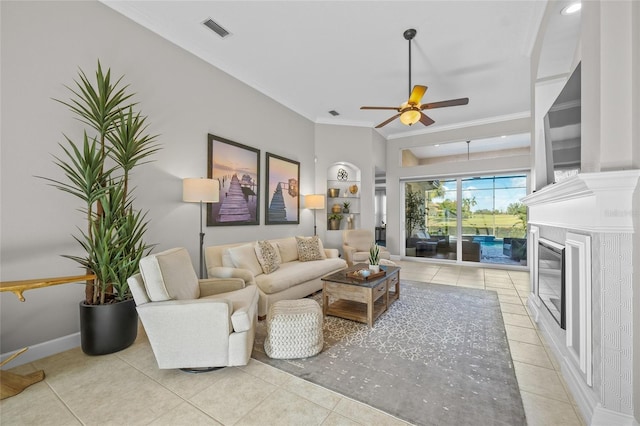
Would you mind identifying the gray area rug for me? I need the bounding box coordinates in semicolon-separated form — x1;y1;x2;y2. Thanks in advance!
252;280;526;426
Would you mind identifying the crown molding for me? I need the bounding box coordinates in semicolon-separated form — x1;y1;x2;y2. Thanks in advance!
385;111;531;141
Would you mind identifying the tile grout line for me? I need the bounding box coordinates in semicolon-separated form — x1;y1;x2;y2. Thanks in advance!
113;350;228;425
33;361;87;426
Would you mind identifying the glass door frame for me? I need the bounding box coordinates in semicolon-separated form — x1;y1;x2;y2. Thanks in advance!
400;171;530;266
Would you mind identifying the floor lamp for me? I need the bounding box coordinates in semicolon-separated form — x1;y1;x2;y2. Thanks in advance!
304;194;325;236
183;178;219;278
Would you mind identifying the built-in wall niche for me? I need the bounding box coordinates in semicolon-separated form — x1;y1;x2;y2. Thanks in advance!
565;232;592;387
326;162;361;231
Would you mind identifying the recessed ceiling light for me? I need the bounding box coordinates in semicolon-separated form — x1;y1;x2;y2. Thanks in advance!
501;135;507;138
434;144;440;147
561;2;581;15
328;110;340;116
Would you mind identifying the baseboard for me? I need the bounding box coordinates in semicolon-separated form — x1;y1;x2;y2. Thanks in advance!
559;354;598;424
1;333;80;369
591;405;640;426
528;296;640;426
527;297;596;424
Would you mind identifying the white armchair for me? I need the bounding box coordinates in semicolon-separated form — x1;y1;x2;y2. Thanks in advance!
342;229;391;266
127;247;258;370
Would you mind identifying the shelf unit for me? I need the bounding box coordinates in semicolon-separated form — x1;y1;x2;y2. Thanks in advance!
327;164;360;231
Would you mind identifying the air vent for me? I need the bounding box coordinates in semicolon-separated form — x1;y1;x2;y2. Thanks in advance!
328;110;340;116
203;18;230;38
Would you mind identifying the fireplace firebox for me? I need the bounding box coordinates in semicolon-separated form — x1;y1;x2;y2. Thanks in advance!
537;238;565;329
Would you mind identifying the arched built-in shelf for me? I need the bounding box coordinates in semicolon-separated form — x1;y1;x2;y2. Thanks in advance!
326;162;360;231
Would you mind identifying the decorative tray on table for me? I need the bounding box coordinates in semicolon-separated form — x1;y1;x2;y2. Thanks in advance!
346;269;386;281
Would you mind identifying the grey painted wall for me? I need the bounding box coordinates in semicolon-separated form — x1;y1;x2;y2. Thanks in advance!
0;1;317;354
313;123;378;250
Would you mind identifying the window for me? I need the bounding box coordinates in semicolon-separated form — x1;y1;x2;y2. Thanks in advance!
404;174;528;265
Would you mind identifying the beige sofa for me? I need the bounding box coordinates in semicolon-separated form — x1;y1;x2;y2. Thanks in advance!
205;237;347;317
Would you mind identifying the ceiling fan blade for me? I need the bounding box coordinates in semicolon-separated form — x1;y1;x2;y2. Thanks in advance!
421;97;469;110
360;106;400;111
375;113;402;128
419;112;435;126
408;85;427;105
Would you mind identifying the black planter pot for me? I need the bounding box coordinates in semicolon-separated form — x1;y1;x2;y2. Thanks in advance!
79;299;138;356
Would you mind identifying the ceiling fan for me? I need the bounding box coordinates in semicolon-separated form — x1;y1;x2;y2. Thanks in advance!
361;29;469;128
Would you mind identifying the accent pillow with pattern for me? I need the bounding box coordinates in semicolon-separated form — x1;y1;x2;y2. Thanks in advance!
296;236;325;262
254;240;281;274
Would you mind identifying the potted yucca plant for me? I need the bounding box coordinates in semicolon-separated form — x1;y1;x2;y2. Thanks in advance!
40;62;159;355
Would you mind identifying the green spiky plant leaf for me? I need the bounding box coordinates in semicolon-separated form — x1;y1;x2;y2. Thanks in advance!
39;61;159;305
369;243;380;266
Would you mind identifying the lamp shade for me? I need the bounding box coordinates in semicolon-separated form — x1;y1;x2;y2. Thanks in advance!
183;178;220;203
304;194;325;210
400;108;421;126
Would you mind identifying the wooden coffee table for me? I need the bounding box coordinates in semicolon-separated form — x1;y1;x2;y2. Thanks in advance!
321;263;400;327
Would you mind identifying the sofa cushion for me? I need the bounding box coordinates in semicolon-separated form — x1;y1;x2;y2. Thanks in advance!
413;231;430;239
296;236;326;261
139;247;200;302
226;243;263;276
221;249;235;268
276;237;299;263
255;258;345;294
254;240;281;274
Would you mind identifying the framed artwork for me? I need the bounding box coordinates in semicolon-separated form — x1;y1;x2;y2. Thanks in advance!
265;152;300;225
207;133;260;226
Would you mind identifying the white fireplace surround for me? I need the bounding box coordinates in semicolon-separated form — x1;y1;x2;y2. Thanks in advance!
524;170;639;234
523;169;640;426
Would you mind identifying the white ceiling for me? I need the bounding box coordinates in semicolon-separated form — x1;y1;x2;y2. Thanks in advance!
101;1;579;146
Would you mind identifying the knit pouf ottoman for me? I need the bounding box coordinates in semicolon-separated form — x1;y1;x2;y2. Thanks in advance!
264;299;323;359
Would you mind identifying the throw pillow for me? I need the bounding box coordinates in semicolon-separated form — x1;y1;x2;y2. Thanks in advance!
139;248;200;302
254;241;281;274
227;243;264;276
276;237;299;262
296;236;325;262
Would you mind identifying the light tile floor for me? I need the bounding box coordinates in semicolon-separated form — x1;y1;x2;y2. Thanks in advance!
1;260;586;425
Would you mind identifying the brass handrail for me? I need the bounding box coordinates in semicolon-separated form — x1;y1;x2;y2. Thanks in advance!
0;274;95;302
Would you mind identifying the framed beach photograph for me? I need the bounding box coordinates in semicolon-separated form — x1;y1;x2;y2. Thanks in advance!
265;152;300;225
207;134;260;226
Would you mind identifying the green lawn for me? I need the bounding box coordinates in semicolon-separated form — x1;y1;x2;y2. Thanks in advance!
427;213;526;238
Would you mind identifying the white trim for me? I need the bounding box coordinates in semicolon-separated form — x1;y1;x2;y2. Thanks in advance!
385;111;531;140
528;298;599;424
523;170;640;233
0;333;80;369
591;405;640;426
565;232;593;386
529;226;541;304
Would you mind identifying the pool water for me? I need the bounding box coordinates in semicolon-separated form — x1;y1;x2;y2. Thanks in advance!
475;239;522;265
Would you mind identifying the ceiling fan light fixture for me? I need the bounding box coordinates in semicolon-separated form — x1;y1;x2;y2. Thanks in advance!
360;28;469;129
400;108;421;126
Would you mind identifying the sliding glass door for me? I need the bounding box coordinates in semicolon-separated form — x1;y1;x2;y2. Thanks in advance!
404;174;528;265
405;180;457;260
